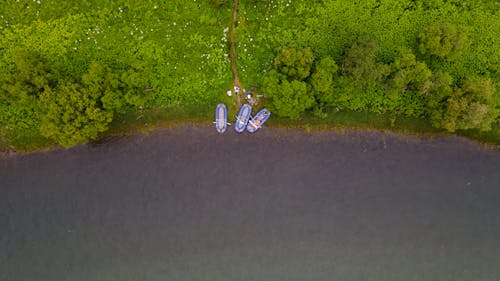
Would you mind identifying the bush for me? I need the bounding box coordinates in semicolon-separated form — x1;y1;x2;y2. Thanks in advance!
440;77;497;132
418;23;469;60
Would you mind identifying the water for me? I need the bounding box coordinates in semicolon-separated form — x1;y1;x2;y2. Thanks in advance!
1;126;499;281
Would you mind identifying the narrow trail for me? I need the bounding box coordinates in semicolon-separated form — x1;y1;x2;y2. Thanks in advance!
230;0;242;106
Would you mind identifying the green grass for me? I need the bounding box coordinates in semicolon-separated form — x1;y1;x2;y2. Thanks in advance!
101;107;500;148
1;0;499;152
0;130;54;154
2;105;498;153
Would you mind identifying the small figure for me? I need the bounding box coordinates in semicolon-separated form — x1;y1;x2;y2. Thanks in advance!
234;86;240;93
244;89;252;99
226;90;232;96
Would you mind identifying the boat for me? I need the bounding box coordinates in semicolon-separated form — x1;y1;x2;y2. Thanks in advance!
234;103;252;133
215;103;228;133
246;108;271;133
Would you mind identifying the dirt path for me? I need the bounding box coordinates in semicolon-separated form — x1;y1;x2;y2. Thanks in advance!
230;0;242;106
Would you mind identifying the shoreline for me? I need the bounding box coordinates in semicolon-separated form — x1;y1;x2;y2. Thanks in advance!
1;121;498;157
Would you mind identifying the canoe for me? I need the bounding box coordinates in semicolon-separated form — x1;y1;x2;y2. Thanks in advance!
234;103;252;133
246;108;271;133
215;103;228;133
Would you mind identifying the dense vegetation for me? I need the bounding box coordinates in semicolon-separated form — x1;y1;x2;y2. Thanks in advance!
1;0;232;148
1;0;499;150
236;0;499;130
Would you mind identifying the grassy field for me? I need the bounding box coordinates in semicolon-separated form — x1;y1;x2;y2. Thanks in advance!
0;0;499;151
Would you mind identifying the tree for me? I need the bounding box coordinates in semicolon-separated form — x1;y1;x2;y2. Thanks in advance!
310;56;338;108
425;71;454;127
274;47;314;81
440;77;497;131
39;81;113;148
262;47;317;118
389;49;433;95
0;49;52;138
418;23;469;59
386;49;433;116
341;37;390;90
39;60;151;147
262;70;315;118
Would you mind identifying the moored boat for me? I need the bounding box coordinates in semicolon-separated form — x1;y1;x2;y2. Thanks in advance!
234;103;252;133
246;108;271;133
215;103;228;133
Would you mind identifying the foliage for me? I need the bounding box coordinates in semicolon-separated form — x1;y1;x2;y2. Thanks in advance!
44;60;150;147
310;56;338;108
238;0;499;138
39;81;113;148
273;47;314;81
387;48;433;116
418;23;469;60
440;77;497;132
263;70;315;119
211;0;231;8
389;49;433;96
428;71;454;127
262;47;318;118
0;0;232;149
1;0;499;149
341;38;390;90
0;49;48;143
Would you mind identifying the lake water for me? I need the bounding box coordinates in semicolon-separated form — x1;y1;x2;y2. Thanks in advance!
1;126;499;281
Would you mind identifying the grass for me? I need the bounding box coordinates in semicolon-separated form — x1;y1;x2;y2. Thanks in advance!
1;0;499;152
2;105;498;154
99;107;500;148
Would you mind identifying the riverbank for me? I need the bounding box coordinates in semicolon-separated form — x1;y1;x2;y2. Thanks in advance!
1;125;499;281
1;1;498;151
2;106;498;154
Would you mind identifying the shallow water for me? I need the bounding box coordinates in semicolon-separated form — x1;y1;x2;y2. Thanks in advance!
1;126;500;281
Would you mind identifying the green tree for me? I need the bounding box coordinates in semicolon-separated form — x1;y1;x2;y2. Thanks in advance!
83;61;150;114
39;81;113;148
341;37;390;90
387;49;433;116
274;47;314;81
441;77;497;131
418;23;469;59
263;70;315;118
120;60;152;108
389;49;433;95
38;60;150;147
310;56;338;108
0;49;50;139
427;71;454;127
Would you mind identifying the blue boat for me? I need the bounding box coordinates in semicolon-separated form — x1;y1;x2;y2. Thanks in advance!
246;108;271;133
215;103;228;133
234;103;252;133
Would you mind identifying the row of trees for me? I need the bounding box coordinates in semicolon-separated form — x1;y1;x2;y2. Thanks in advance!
262;22;498;132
